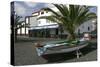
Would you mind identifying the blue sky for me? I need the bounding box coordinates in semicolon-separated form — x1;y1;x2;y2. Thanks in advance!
14;1;97;21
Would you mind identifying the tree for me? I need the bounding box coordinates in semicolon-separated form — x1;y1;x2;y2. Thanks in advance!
14;15;24;41
38;4;97;40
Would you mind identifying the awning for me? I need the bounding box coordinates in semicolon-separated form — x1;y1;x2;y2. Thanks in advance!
29;24;59;30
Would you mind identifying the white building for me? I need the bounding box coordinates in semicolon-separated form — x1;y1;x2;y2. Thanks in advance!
26;7;97;38
17;18;29;36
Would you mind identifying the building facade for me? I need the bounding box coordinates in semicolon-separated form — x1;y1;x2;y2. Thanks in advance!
26;7;97;38
17;18;29;36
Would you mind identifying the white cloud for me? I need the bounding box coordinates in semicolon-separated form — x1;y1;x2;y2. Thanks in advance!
44;3;55;8
24;2;38;8
14;2;56;20
15;2;26;16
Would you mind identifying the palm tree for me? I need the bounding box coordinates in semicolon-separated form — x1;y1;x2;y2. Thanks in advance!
38;4;97;40
14;15;25;41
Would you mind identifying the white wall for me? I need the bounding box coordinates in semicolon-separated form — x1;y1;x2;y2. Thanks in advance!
32;12;39;16
75;19;95;34
21;28;25;34
26;28;29;34
37;10;57;26
29;17;38;27
17;19;29;35
17;28;20;34
29;8;96;35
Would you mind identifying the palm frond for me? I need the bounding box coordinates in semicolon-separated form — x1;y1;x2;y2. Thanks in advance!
38;4;97;40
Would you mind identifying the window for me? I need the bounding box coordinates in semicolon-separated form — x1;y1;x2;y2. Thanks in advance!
38;21;41;24
17;25;19;28
88;27;90;31
78;29;80;34
26;18;29;24
41;11;44;14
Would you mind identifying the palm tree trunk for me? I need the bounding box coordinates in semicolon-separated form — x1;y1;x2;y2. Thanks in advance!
67;33;76;40
14;29;17;41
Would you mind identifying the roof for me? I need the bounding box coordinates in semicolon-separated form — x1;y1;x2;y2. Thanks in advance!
32;7;50;14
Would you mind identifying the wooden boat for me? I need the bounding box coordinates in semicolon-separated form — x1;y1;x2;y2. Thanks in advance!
35;41;88;59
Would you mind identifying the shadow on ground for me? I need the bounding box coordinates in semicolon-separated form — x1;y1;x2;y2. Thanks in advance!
14;37;97;65
42;42;97;63
15;39;37;43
